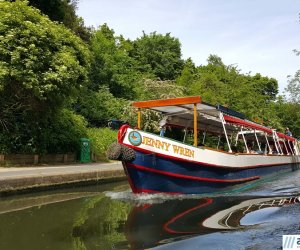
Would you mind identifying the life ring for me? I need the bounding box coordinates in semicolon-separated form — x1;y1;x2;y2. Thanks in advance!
118;124;130;143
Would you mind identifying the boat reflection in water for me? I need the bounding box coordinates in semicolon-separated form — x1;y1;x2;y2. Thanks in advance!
125;195;300;249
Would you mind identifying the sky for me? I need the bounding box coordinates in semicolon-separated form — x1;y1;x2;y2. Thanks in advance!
77;0;300;93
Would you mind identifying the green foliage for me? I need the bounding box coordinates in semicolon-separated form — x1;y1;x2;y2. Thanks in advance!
189;72;226;104
123;79;186;132
176;58;196;88
28;0;92;41
286;70;300;104
28;0;77;24
89;24;143;99
86;127;117;160
38;109;88;153
0;2;298;155
0;1;91;153
0;0;90;112
0;109;87;154
131;31;184;80
73;196;131;249
136;79;186;100
272;97;300;137
251;73;278;101
187;55;279;124
76;87;128;126
0;132;10;154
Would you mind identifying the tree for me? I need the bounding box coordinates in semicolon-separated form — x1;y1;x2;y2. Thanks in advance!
176;58;196;88
28;0;92;41
188;72;226;105
76;87;127;127
285;28;300;103
273;97;300;137
131;31;184;80
207;54;224;67
188;55;233;105
89;28;185;100
0;1;91;152
251;73;278;102
123;79;186;132
28;0;76;24
0;0;90;113
286;70;300;104
89;24;142;99
187;55;280;125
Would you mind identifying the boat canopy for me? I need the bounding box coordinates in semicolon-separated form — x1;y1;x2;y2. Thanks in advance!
132;96;296;142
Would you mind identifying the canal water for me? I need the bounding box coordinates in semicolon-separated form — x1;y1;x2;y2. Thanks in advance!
0;170;299;250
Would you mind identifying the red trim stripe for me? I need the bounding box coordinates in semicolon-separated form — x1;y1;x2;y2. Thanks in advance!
126;163;260;183
122;143;295;170
122;162;138;193
224;115;273;134
163;198;213;234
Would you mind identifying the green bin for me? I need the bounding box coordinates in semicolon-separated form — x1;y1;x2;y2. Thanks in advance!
80;138;91;163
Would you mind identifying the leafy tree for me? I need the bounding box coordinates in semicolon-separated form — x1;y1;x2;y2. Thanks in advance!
251;73;278;102
131;31;184;80
283;27;300;134
286;70;300;104
207;54;224;67
0;0;90;109
273;97;300;137
89;24;142;99
136;79;185;101
188;72;226;104
86;127;118;160
0;108;87;154
123;79;186;132
176;57;196;88
27;0;92;41
76;87;127;127
28;0;76;24
0;1;90;152
36;109;88;153
187;55;279;124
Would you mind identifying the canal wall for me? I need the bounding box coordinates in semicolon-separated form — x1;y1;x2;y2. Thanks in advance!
0;162;126;195
0;153;77;165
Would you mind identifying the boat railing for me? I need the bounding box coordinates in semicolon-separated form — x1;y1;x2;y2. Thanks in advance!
132;96;300;156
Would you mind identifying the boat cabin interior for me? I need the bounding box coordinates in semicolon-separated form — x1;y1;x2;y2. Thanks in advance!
132;96;300;156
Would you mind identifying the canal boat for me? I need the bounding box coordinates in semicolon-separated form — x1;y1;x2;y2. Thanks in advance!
109;96;300;194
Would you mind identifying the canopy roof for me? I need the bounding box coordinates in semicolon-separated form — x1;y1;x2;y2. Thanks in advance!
132;96;296;142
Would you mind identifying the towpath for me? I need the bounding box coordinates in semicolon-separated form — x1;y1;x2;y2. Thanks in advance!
0;162;126;194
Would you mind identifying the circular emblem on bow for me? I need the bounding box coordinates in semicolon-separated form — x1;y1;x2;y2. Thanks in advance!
128;131;142;146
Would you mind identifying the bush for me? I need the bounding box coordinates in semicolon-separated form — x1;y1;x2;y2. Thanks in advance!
0;109;88;154
76;87;128;127
87;128;118;161
0;132;10;154
40;109;88;153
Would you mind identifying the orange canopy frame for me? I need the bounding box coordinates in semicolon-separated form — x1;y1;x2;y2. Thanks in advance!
133;96;202;146
132;96;202;108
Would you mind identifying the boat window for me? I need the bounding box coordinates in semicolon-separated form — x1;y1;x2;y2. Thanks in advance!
163;126;189;143
198;133;230;151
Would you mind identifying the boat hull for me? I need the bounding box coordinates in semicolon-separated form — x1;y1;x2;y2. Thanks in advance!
123;150;298;194
119;128;300;194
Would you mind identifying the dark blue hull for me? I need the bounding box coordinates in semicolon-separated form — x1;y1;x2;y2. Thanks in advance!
124;150;298;194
